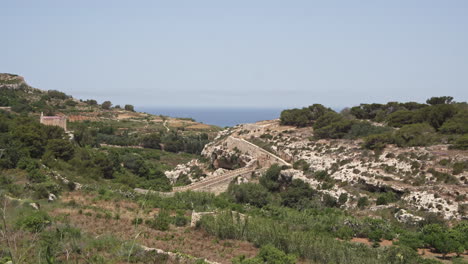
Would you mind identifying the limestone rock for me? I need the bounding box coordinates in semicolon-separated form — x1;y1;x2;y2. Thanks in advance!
48;193;57;202
394;209;424;224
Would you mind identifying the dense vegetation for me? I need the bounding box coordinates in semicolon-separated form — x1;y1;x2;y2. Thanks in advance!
280;96;468;150
198;165;468;263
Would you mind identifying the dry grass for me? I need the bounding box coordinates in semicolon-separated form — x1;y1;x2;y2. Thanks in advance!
53;192;258;263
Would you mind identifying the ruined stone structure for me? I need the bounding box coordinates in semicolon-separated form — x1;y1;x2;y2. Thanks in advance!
226;136;291;167
40;112;67;131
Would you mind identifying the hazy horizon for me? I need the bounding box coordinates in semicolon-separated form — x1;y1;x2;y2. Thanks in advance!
2;1;467;109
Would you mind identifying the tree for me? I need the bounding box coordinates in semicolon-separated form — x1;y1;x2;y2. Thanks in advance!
101;101;112;110
44;139;75;161
281;179;316;209
141;133;161;149
452;134;468;150
393;123;437;147
124;104;135;112
86;99;97;105
362;133;393;150
260;164;282;192
47;90;68;100
426;96;453;105
93;152;115;179
122;153;149;178
229;183;270;207
357;196;369;208
386;110;420;127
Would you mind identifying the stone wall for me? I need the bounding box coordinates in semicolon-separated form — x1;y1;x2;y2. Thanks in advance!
40;115;67;131
226;136;290;167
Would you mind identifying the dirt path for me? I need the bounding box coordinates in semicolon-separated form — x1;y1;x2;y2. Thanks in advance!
163;120;170;132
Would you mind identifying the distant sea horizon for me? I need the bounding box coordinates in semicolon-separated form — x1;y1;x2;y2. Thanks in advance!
138;107;284;127
138;106;345;127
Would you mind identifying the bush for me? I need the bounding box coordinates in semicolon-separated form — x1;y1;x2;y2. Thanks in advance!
439;110;468;134
141;133;161;149
101;101;112;110
393;123;438;147
281;179;316;209
229;183;271;208
280;104;334;127
386;110;420;127
362;133;393;150
47;90;69;100
65;99;78;107
260;164;282;192
314;119;354;139
357;196;369;208
16;209;51;232
44;139;75;161
86;99;97;105
124;104;135;111
345;121;392;139
451;134;468;150
376;192;398;205
338;193;348;205
147;209;171;231
27;169;48;183
174;211;189;227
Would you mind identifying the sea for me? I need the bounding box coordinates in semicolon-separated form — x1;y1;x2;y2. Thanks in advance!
138;107;283;127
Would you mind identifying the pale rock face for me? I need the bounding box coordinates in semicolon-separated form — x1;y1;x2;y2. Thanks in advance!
236;176;249;185
164;159;202;184
283;168;353;205
203;143;254;170
30;203;40;210
403;191;460;220
212;168;228;177
48;193;57;202
200;119;468;219
394;209;424;224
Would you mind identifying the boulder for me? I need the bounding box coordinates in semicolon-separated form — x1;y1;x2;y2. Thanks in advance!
394;209;424;224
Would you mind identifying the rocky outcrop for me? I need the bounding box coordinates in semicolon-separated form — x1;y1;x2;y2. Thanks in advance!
164;159;205;184
394;209;424;224
403;191;461;220
202;140;256;170
0;73;27;89
198;119;467;220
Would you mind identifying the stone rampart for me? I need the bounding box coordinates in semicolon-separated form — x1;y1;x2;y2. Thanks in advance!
226;136;291;167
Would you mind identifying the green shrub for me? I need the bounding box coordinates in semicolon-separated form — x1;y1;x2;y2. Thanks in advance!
363;133;393;150
259;164;282;192
148;209;171;231
376;192;398;205
281;179;317;209
345;121;392;139
27;169;48;183
174;211;189;227
16;210;51;232
357;196;369;208
451;134;468;150
393;123;438;147
229;183;271;208
452;162;467;175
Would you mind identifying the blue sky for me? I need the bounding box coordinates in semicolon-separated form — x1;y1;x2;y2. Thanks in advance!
1;1;467;109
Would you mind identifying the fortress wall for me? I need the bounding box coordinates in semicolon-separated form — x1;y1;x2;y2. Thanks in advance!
226;136;290;167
